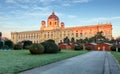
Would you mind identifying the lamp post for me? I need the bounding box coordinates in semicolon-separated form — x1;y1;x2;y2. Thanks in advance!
116;40;118;52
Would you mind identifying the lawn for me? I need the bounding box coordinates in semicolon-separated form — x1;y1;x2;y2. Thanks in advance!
111;51;120;64
0;50;88;74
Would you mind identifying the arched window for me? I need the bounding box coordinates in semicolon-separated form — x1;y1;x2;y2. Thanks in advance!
55;22;57;25
80;33;82;37
44;34;46;38
50;22;51;25
81;30;83;32
76;33;78;37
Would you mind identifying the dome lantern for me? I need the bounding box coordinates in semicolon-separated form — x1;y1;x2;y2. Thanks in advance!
48;11;59;20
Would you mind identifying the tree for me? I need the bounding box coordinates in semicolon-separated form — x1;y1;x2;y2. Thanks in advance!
71;37;75;43
79;39;84;43
76;39;79;44
88;31;108;43
63;36;70;44
84;37;89;43
109;38;116;44
95;31;106;43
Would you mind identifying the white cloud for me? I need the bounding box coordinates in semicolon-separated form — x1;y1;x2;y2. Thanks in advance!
68;15;77;19
73;0;89;3
5;0;55;4
5;0;31;3
5;0;90;7
113;17;120;19
5;0;16;3
27;12;49;17
39;0;55;2
0;17;7;21
32;5;50;11
60;0;90;7
62;3;71;7
80;16;120;23
17;4;30;9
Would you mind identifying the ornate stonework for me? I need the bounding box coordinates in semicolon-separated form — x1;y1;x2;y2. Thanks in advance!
11;11;112;44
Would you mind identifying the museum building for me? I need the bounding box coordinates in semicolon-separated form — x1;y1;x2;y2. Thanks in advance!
11;11;112;44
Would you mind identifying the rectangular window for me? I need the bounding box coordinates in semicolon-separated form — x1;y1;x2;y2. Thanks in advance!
51;34;53;38
12;36;14;39
72;33;74;37
76;33;78;37
80;33;82;37
44;34;46;38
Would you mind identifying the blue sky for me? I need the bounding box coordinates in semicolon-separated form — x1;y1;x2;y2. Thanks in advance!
0;0;120;39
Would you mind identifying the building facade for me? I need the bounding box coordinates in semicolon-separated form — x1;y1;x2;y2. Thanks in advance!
11;12;112;44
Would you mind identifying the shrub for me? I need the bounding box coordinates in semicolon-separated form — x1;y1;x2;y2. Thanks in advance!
118;48;120;52
85;46;92;51
41;42;59;53
2;45;9;50
45;39;55;43
110;46;116;51
58;46;61;51
75;45;83;50
4;40;14;49
22;40;32;49
14;44;23;50
24;46;30;49
0;41;3;49
29;43;44;54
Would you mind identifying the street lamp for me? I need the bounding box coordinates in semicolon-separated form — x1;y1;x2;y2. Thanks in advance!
116;40;118;52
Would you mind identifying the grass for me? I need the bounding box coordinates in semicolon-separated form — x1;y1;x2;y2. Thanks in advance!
111;51;120;64
0;49;88;74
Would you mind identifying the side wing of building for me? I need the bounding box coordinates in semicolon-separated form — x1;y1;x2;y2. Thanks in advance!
11;23;112;44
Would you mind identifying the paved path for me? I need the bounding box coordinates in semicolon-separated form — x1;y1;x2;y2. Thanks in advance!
20;51;120;74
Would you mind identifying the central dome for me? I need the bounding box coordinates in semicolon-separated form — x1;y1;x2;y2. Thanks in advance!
48;12;59;20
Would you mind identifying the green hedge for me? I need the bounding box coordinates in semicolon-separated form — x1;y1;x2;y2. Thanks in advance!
14;44;23;50
41;41;59;53
4;40;14;49
74;45;83;50
110;46;116;51
0;41;3;49
85;46;92;51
